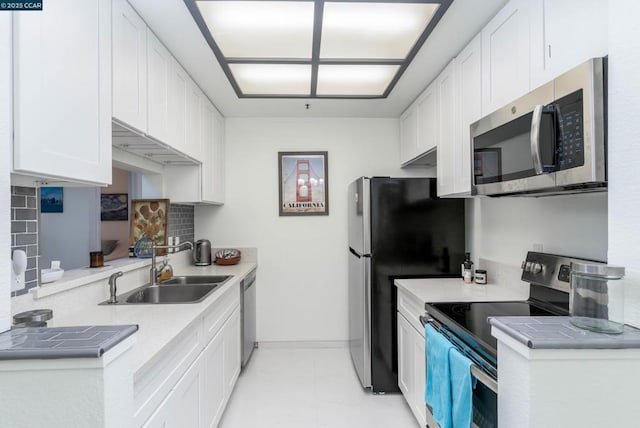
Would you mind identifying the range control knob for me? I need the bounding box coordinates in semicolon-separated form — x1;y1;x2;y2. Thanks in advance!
531;263;543;274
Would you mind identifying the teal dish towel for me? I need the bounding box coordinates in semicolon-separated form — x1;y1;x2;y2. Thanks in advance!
425;324;454;428
449;347;475;428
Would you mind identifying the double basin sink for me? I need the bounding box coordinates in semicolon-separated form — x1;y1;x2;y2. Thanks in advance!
103;275;232;305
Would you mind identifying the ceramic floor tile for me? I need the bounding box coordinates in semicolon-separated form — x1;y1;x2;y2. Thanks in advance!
220;347;418;428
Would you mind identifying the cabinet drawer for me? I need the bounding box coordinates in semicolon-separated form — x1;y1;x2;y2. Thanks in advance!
134;319;202;427
203;282;240;344
397;289;425;335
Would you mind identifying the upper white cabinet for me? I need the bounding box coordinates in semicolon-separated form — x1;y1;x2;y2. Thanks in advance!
112;0;147;134
186;81;204;160
13;0;112;185
416;82;439;157
481;0;531;115
436;60;456;196
399;81;438;166
399;108;418;164
146;28;171;145
530;0;608;88
438;34;482;197
168;57;189;156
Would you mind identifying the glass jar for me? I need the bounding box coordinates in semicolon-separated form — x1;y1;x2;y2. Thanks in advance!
570;262;625;334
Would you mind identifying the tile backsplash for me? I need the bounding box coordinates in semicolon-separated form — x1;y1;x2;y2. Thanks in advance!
10;186;39;297
168;204;195;247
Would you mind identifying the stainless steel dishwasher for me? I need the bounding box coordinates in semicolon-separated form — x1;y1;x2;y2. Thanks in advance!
241;269;257;368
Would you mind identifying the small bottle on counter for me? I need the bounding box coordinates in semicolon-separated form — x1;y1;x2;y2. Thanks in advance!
174;236;180;252
463;253;474;284
168;236;174;253
475;269;487;284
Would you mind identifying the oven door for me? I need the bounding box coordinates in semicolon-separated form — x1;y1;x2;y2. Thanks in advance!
422;317;498;428
471;81;556;196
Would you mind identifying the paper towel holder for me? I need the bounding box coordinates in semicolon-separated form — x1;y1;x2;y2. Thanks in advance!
11;249;27;292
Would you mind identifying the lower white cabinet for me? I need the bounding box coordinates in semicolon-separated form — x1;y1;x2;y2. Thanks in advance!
140;284;242;428
398;312;427;427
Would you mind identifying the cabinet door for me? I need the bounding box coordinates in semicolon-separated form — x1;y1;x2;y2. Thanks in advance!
411;323;427;427
147;28;171;144
168;57;188;155
417;81;439;156
481;0;530;114
202;329;225;428
397;313;414;398
211;109;226;204
399;107;418;164
186;81;203;160
223;306;241;394
530;0;608;88
436;60;456;197
201;99;215;203
112;0;147;133
13;0;112;185
169;353;204;428
453;34;482;195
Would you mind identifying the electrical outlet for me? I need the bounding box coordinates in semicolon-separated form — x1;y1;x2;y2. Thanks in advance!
533;243;544;252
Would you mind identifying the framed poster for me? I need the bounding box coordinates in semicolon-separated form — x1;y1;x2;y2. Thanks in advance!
40;187;63;213
130;199;169;252
278;151;329;216
101;193;128;221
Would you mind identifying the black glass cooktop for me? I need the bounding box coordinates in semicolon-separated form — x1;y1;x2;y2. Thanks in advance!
425;301;563;365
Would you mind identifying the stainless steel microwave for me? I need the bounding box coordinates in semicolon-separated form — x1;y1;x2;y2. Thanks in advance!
470;57;606;196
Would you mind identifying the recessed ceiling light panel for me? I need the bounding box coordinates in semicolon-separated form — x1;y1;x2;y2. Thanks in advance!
196;1;314;59
229;64;312;95
320;2;439;60
317;65;400;96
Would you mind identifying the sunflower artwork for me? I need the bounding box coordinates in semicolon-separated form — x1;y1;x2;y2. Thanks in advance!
130;199;170;254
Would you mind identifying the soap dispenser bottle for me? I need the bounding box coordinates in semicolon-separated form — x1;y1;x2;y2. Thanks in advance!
462;252;474;283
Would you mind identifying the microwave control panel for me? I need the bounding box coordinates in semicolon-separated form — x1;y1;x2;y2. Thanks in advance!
555;89;585;171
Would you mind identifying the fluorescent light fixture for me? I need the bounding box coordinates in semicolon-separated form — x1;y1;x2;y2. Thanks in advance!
185;0;452;98
317;65;400;96
196;1;314;58
229;64;311;95
320;2;439;59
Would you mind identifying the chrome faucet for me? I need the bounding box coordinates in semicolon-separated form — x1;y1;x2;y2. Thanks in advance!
150;241;194;285
107;271;124;304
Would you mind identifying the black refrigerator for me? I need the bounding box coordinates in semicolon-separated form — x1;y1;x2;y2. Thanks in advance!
348;177;465;393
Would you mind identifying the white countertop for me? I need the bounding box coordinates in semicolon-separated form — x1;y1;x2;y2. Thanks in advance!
394;277;529;305
46;262;256;376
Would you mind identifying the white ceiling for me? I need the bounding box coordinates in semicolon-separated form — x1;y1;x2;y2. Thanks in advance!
129;0;508;118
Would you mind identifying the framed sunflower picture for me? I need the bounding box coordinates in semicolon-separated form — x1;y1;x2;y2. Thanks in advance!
130;199;170;253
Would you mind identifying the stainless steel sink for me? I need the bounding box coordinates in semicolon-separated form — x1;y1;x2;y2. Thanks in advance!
125;284;218;304
160;275;231;285
100;275;233;305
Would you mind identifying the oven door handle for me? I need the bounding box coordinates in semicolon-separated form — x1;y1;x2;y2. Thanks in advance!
530;104;545;175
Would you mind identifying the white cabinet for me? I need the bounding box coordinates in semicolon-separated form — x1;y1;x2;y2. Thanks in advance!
147;28;171;145
397;288;429;427
164;99;225;205
112;0;147;134
481;0;531;114
530;0;608;88
203;327;225;428
399;108;418;164
12;0;112;185
168;57;189;155
400;80;438;166
436;60;456;196
398;313;427;427
186;81;204;160
438;35;482;197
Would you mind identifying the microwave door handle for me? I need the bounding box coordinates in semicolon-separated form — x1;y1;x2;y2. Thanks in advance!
530;104;545;175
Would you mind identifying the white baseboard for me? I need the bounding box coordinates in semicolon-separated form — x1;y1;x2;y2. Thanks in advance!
257;340;348;349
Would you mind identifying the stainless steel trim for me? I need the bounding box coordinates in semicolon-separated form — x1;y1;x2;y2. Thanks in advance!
470;365;498;394
362;178;371;255
530;104;544;175
363;255;372;387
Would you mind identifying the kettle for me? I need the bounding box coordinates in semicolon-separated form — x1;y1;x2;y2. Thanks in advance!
194;239;212;266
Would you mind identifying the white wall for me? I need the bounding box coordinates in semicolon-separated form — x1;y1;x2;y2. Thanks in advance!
467;193;608;268
0;15;11;332
196;117;432;342
608;0;640;328
40;188;100;270
101;168;130;261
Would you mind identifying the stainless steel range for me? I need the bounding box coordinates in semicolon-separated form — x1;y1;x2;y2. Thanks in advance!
421;251;600;428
